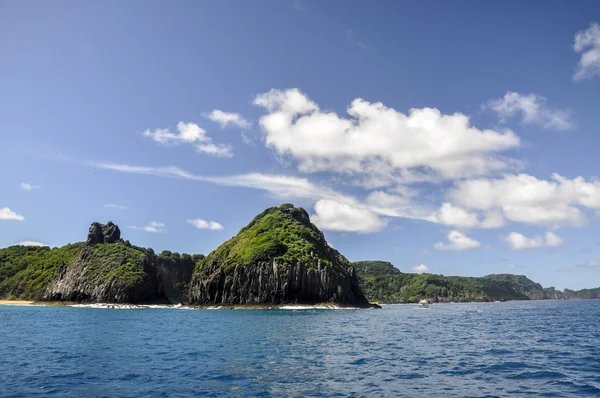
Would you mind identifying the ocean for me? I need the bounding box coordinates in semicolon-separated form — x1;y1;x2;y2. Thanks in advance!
0;300;599;397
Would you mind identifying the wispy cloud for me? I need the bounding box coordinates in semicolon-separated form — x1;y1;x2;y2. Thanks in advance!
346;29;367;50
205;110;251;129
573;22;600;81
485;92;573;130
0;207;24;221
20;182;40;191
142;122;232;157
187;218;224;230
105;204;128;210
89;161;440;233
129;221;165;233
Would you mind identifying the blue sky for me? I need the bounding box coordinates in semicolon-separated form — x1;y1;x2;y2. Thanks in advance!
2;0;600;290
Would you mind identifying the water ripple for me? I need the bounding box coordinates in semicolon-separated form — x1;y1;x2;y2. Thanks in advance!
1;300;599;397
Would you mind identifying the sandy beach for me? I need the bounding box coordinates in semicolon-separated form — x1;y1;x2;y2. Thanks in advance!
0;300;34;305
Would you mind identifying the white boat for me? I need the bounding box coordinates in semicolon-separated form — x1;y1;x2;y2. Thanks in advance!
418;299;429;308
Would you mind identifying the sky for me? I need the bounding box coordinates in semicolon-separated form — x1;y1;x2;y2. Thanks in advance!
1;0;600;290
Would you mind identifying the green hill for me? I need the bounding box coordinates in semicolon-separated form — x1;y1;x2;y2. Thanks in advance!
0;222;196;303
353;261;487;303
189;204;371;307
353;261;598;303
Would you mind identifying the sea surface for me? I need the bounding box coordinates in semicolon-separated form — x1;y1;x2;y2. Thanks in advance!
1;300;599;397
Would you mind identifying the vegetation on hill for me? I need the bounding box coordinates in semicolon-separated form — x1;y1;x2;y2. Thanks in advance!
564;287;600;299
195;204;347;276
190;204;369;306
354;261;600;303
353;261;487;303
0;244;83;299
0;223;201;303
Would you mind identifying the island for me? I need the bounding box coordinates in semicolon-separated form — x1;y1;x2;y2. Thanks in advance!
0;204;598;308
0;204;373;308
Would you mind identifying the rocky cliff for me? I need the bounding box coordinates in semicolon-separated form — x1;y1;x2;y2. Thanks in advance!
0;222;195;304
189;204;371;307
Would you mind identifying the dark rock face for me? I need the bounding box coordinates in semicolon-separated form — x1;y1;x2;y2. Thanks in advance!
189;259;369;307
44;247;164;304
155;254;195;304
188;204;372;307
44;222;197;304
87;221;121;245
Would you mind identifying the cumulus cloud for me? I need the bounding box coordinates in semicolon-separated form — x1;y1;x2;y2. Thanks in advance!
573;22;600;81
142;122;232;157
20;182;40;191
0;207;24;221
15;240;48;247
485;92;572;130
205;110;251;129
545;231;565;247
253;88;520;186
434;230;481;251
504;232;544;249
412;264;429;274
129;221;165;233
311;199;387;233
449;173;600;228
433;203;481;229
504;231;565;250
187;218;224;230
105;204;127;210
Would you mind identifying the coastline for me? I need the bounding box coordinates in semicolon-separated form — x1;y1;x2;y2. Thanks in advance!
0;301;372;310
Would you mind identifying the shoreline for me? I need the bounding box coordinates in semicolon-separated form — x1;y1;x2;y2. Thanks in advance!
0;301;369;310
0;300;34;306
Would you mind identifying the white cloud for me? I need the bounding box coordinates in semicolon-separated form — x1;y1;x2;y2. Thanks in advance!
545;232;565;247
206;110;251;129
15;240;48;247
433;202;481;228
187;218;224;230
105;204;128;210
449;173;600;228
196;143;232;158
573;22;600;81
412;264;429;274
88;162;456;230
253;88;520;186
434;230;481;251
504;232;544;249
20;182;40;191
92;162;359;206
129;221;165;233
142;122;232;157
311;199;387;233
366;188;417;208
504;231;565;250
485;92;573;130
143;122;207;145
0;207;24;221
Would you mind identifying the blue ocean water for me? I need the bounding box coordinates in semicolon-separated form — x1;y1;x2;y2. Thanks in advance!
0;300;599;397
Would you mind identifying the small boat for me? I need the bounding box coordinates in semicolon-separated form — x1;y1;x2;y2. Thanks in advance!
418;299;429;308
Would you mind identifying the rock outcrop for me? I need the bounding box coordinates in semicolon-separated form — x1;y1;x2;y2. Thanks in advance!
87;221;121;245
43;222;196;304
189;204;371;307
